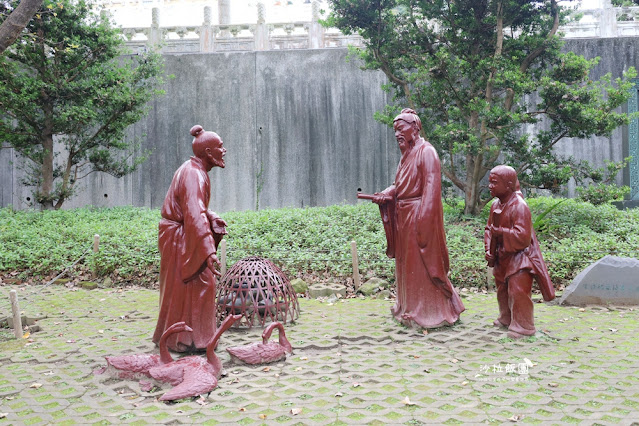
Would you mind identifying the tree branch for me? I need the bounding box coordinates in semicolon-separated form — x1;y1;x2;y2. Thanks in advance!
504;0;560;111
0;0;43;54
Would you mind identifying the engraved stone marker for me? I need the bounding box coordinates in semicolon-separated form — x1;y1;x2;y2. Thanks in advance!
559;255;639;306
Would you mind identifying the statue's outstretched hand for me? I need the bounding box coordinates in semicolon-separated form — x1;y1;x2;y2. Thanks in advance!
206;253;221;277
372;193;390;205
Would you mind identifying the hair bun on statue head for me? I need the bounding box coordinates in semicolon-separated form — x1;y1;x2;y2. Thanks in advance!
190;125;204;137
190;125;222;158
394;108;422;131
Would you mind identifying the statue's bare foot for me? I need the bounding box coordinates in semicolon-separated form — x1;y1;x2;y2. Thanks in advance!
493;319;508;328
507;330;527;339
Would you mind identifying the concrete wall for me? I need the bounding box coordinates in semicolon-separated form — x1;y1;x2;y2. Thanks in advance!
555;38;637;193
1;49;398;212
0;39;636;210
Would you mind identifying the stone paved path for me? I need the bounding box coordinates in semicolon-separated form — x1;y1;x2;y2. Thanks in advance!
0;286;638;425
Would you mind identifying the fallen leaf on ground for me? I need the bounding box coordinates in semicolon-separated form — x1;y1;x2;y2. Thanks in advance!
523;358;535;367
352;383;360;388
451;358;459;364
238;407;246;412
334;392;343;397
294;367;302;371
262;367;270;372
508;414;524;422
548;383;558;388
22;332;30;339
462;381;469;386
299;356;308;360
402;396;415;406
66;339;75;343
290;408;302;415
259;414;267;419
30;383;42;389
43;371;55;376
422;330;428;335
196;397;207;406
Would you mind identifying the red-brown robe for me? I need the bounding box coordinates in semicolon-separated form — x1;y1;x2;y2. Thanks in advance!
484;192;555;302
152;156;219;353
484;191;555;335
381;138;465;329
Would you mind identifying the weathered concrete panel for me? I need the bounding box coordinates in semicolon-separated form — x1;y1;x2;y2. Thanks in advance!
127;52;259;212
1;41;635;210
255;49;395;209
558;38;637;193
0;145;13;208
58;48;396;213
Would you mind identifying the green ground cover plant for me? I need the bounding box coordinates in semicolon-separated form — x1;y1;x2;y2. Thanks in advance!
0;198;637;290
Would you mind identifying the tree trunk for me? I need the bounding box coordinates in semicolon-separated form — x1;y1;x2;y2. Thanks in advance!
0;0;43;54
39;100;55;210
40;133;54;210
463;167;484;216
463;186;481;215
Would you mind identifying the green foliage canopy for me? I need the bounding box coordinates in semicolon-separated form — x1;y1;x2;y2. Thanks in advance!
0;0;166;209
325;0;636;215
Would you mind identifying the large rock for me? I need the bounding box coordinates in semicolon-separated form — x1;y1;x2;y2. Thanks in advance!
559;256;639;306
290;278;308;294
308;283;347;298
357;277;390;296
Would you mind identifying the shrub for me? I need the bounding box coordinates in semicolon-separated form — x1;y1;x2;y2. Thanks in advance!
1;198;637;290
576;183;630;205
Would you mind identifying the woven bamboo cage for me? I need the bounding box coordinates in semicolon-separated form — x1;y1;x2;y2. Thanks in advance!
216;256;300;328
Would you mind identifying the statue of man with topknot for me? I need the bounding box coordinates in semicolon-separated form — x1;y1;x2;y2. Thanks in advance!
152;125;228;352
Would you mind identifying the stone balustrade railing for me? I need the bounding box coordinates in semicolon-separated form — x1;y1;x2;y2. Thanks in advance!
114;2;363;54
563;5;639;38
107;2;639;55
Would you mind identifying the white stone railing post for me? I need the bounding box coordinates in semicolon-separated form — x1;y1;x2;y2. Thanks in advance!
219;0;231;38
200;6;215;53
149;7;162;47
254;3;269;50
309;0;325;49
600;0;617;37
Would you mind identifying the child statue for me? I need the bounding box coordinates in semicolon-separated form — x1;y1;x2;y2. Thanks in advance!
485;165;555;339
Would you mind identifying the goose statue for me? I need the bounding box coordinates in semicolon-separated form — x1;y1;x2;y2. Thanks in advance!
226;321;292;365
104;321;192;380
148;314;242;401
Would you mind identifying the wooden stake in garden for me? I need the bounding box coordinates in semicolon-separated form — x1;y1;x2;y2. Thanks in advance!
92;234;100;278
9;290;22;339
351;240;361;290
219;239;227;277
